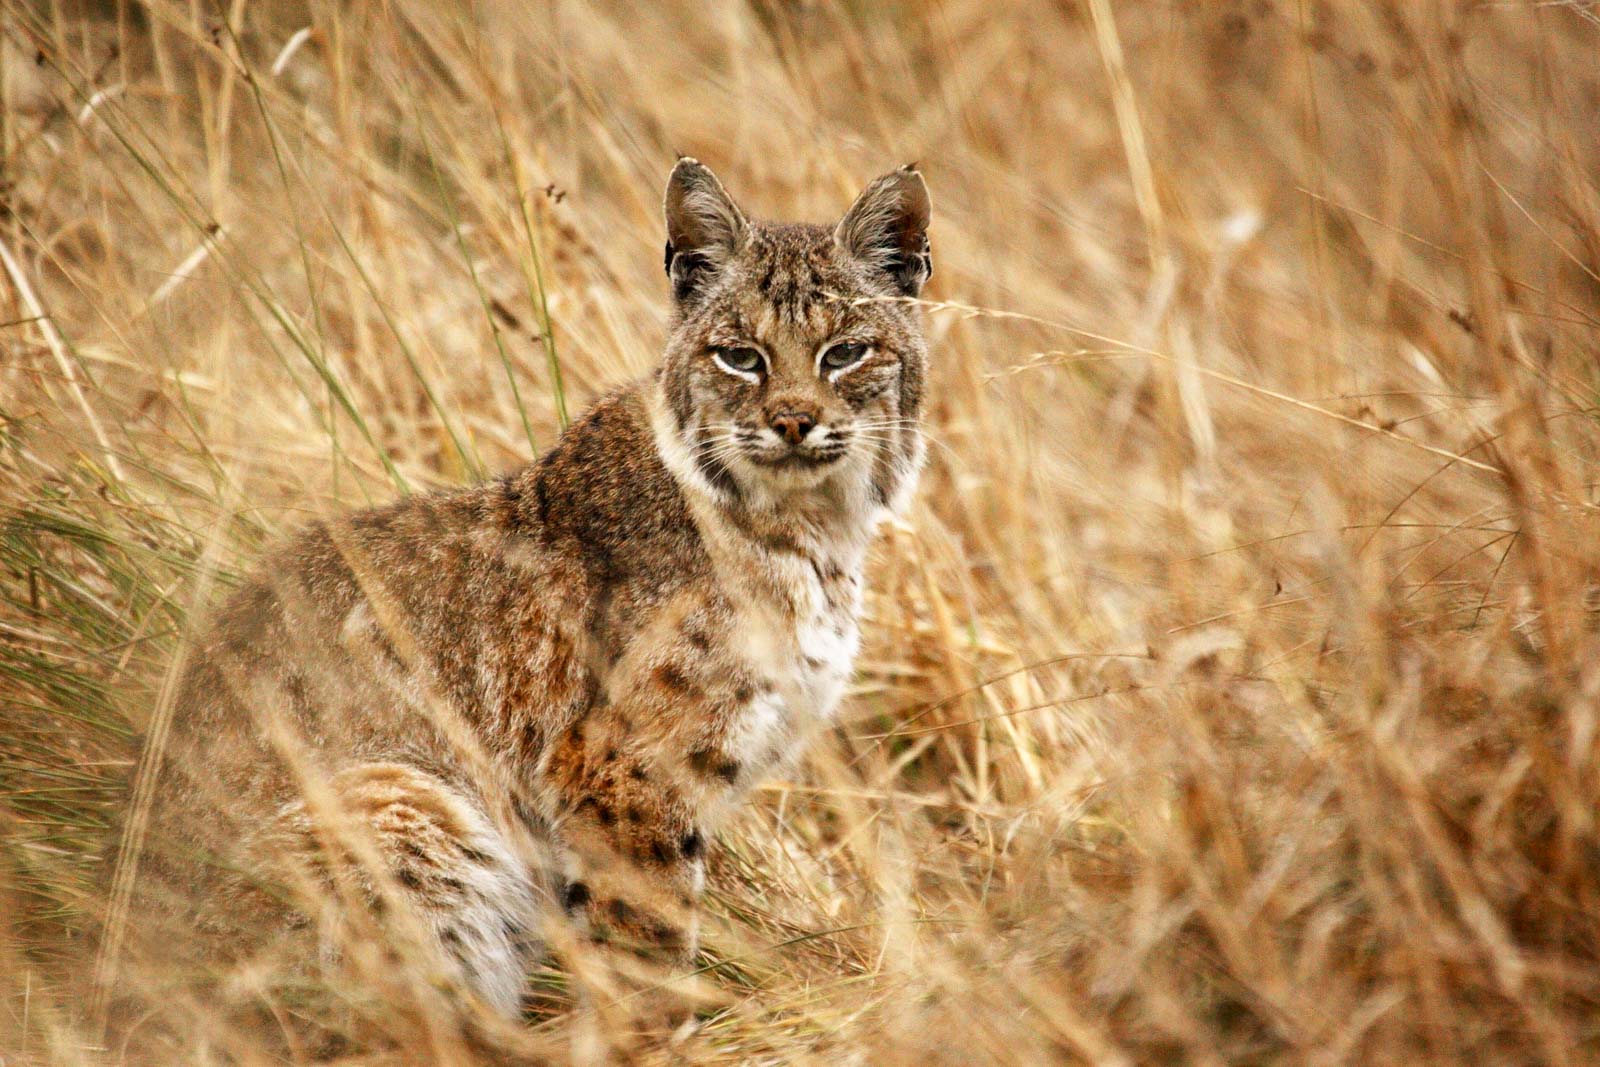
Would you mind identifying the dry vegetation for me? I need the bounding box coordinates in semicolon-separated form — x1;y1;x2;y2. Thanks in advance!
3;0;1600;1062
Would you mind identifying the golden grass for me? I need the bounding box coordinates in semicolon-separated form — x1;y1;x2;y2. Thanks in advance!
3;0;1600;1062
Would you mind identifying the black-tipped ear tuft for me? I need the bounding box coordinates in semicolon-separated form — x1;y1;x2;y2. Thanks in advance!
835;167;932;297
663;158;747;303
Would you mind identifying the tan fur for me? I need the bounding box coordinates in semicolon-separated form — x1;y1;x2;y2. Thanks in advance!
111;160;932;1038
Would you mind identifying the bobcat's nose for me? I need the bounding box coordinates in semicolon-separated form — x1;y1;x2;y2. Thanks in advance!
768;410;816;444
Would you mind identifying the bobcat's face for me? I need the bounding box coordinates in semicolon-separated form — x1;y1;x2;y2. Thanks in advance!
657;162;931;511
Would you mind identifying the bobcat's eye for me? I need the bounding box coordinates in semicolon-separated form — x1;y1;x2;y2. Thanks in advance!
712;346;765;377
820;342;869;374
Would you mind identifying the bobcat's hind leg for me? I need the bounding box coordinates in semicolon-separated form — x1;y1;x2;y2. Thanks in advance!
250;761;543;1017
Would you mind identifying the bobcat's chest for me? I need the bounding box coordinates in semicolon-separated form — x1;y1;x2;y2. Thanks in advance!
726;549;864;770
789;564;862;721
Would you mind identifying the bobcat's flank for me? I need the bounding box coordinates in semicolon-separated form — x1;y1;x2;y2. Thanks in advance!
105;159;932;1035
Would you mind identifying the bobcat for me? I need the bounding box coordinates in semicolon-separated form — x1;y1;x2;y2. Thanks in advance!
106;159;932;1042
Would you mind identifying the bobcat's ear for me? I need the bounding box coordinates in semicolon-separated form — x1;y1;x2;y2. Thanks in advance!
834;165;932;297
664;158;747;303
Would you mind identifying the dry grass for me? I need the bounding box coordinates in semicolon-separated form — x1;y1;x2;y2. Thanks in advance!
4;0;1600;1062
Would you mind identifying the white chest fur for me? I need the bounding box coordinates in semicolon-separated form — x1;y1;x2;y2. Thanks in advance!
726;546;864;771
789;560;862;721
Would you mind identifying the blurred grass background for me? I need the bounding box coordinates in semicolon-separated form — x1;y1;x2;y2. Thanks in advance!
3;0;1600;1062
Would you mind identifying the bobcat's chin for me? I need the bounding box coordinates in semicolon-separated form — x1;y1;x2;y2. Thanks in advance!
744;446;848;471
737;454;839;493
733;441;867;497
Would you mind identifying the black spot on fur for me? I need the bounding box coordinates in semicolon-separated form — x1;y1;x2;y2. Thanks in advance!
680;830;703;859
734;684;753;704
284;673;312;714
655;663;695;694
534;474;552;529
498;478;523;529
649;839;672;865
761;530;804;556
628;764;648;781
563;881;591;913
649;920;685;949
396;868;423;890
691;747;741;784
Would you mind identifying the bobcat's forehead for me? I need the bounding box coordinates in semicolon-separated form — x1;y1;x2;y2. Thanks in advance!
692;222;898;343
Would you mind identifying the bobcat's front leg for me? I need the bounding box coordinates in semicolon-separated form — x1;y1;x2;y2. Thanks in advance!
540;696;736;1048
546;708;707;966
539;600;773;1036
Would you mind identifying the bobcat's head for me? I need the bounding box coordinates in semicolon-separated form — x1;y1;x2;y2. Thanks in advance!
655;159;931;516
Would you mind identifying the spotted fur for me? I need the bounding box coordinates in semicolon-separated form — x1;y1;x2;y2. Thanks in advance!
115;160;931;1033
